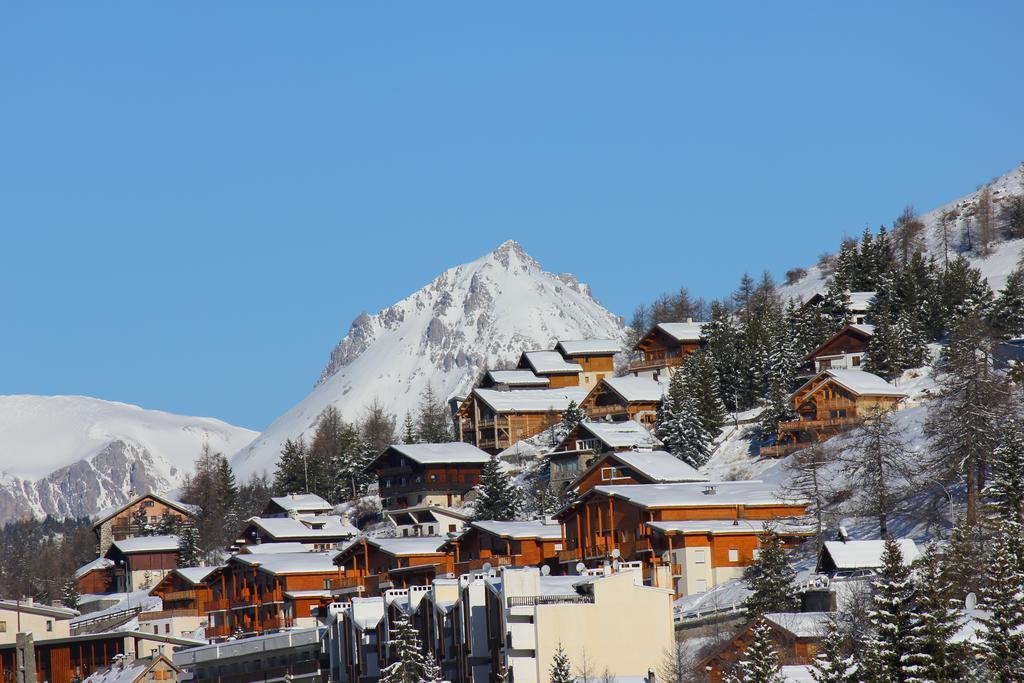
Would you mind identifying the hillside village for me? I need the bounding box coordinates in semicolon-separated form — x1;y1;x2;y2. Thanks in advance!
3;166;1024;683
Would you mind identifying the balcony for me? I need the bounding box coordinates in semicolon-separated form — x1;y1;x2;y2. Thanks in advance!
328;575;365;593
454;555;522;574
139;608;203;621
506;594;595;608
557;547;582;563
760;443;805;458
628;354;684;373
778;416;858;433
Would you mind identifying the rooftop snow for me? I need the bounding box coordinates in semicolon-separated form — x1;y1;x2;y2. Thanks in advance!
822;539;920;569
75;557;114;579
240;542;312;554
233;551;338;575
112;535;180;554
173;567;219;584
469;520;563;540
268;493;332;513
847;291;877;311
591;481;806;508
604;451;707;483
554;339;621;356
823;369;907;397
485;370;550;386
848;323;876;336
577;420;660;449
246;515;358;540
474;387;590;413
647;519;811;535
656;322;706;343
764;612;834;639
520;350;582;375
386;442;492;464
83;660;152;683
367;536;448;557
602;376;667;403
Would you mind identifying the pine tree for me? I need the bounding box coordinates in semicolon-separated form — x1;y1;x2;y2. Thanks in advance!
940;257;993;326
743;525;798;618
216;455;241;541
550;643;574;683
655;370;712;469
860;537;925;683
61;578;81;611
991;263;1024;340
912;543;967;683
402;413;416;444
683;351;726;439
380;615;432;683
176;524;202;567
975;519;1024;681
725;620;785;683
417;385;454;443
473;454;521;521
810;620;854;683
559;401;586;438
273;438;310;496
130;507;155;536
703;300;742;411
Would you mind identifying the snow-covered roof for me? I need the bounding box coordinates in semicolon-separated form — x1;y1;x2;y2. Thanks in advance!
92;492;199;527
485;370;550;387
245;515;358;541
172;566;219;585
240;541;311;554
554;339;621;356
780;665;816;682
111;535;180;554
474;387;590;413
537;574;588;596
75;557;114;579
0;600;78;619
520;350;583;375
469;520;563;540
267;493;333;514
233;551;338;575
601;375;667;403
655;322;706;343
764;612;834;639
385;442;492;465
822;369;907;397
283;589;333;599
589;481;806;509
366;536;448;557
821;539;920;569
847;291;876;311
605;451;707;483
576;420;660;449
848;323;876;336
84;659;158;683
646;519;788;536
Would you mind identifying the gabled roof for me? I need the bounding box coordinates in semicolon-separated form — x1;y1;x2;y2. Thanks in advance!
381;442;492;465
519;350;583;375
820;539;919;569
110;535;180;554
598;375;667;403
266;493;333;515
570;450;707;490
240;541;313;554
569;420;660;450
84;654;180;683
764;612;834;639
244;515;358;541
566;481;807;511
172;566;220;584
798;368;907;398
655;322;707;343
485;369;550;387
92;492;199;529
74;557;115;579
473;387;590;414
468;520;563;541
233;551;338;576
554;339;621;357
804;323;875;361
366;536;449;557
847;291;876;312
647;519;812;536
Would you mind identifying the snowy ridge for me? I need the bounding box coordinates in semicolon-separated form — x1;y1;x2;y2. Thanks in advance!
0;395;257;523
231;240;623;479
779;163;1024;302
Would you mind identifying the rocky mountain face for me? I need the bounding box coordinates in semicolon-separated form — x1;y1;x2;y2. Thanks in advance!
231;240;624;480
0;395;257;523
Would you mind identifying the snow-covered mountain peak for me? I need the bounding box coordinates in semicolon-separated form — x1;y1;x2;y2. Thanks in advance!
236;242;624;480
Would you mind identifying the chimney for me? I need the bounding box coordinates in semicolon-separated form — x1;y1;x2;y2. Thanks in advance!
687;317;693;324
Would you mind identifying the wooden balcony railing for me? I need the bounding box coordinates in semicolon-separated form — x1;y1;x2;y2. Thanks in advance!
760;443;805;458
778;417;858;432
139;608;203;621
328;575;365;591
454;555;521;574
628;355;684;371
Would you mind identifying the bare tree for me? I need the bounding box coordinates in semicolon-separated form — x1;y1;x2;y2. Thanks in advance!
837;408;917;538
779;441;836;553
975;187;995;255
894;205;925;264
936;208;956;270
360;398;397;453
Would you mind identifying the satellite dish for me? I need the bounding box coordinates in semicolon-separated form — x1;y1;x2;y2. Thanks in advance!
540;565;551;576
575;562;586;575
482;562;492;573
965;592;977;611
611;548;621;558
661;551;671;563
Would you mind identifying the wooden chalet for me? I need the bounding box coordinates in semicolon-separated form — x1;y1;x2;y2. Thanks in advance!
205;552;338;640
804;323;874;374
516;350;583;388
628;321;705;375
804;290;876;325
330;537;450;598
456;387;589;453
238;514;358;551
74;558;115;595
0;631;201;683
262;493;334;518
82;653;180;683
92;493;197;556
554;481;809;596
552;339;619;388
702;612;833;683
442;520;563;575
104;536;180;592
763;368;906;457
548;419;662;491
368;442;492;510
577;376;665;427
385;505;470;537
567;450;707;494
140;567;216;637
477;369;550;390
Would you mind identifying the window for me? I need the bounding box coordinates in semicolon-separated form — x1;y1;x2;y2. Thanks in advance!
694;579;709;593
46;620;53;632
728;549;739;562
427;525;435;535
448;524;457;532
693;549;706;564
0;621;7;632
142;500;155;508
852;356;861;367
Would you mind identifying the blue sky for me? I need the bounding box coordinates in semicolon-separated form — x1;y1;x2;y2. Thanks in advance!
2;3;1022;430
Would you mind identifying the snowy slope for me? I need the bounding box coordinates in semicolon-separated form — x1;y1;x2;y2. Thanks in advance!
231;240;624;479
779;163;1024;302
0;395;257;522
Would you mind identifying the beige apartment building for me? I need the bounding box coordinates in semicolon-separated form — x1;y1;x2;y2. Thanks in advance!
0;599;78;644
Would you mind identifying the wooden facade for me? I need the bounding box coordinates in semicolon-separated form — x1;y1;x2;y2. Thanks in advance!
443;522;562;575
368;444;489;510
763;369;905;457
569;451;704;494
75;565;113;595
456;388;587;453
146;570;212;620
804;324;873;374
330;539;450;598
577;378;662;426
628;322;705;374
92;493;196;555
702;614;830;682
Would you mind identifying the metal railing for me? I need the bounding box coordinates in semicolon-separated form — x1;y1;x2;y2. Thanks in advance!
507;594;594;608
70;606;142;634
